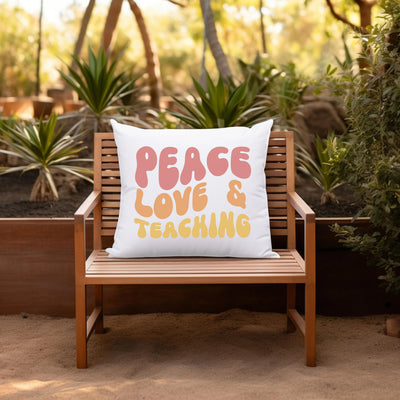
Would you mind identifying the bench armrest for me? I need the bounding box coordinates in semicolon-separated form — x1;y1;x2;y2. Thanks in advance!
287;192;315;223
75;191;101;277
74;191;101;223
287;192;315;275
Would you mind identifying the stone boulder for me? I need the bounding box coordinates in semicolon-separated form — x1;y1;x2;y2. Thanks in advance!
293;97;347;154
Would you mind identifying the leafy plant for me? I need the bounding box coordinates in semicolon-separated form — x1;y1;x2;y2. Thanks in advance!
297;133;349;204
169;71;268;128
270;62;308;123
238;53;281;95
331;0;400;293
0;114;93;202
59;45;148;131
239;55;308;126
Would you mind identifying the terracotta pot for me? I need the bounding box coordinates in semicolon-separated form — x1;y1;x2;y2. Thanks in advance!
1;97;33;118
63;100;85;113
386;316;400;338
32;96;54;119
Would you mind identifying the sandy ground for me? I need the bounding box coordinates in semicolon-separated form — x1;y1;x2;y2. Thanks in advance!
1;310;399;400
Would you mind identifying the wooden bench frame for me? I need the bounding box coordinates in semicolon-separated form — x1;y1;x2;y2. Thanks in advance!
74;130;316;368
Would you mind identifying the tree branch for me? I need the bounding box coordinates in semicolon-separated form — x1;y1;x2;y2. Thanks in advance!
166;0;188;7
325;0;361;33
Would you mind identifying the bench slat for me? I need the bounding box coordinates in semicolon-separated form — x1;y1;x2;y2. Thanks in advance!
85;250;305;281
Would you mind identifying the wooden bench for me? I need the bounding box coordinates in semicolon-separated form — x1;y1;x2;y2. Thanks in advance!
74;130;316;368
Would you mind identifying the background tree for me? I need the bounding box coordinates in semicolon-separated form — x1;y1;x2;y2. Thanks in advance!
127;0;162;108
70;0;96;72
102;0;123;51
35;0;43;95
0;0;378;97
0;4;37;96
324;0;378;33
199;0;232;80
259;0;267;54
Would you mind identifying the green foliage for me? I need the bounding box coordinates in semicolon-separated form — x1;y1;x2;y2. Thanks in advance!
0;114;92;202
59;46;131;118
331;0;400;293
169;72;268;128
59;45;150;131
238;53;281;96
0;4;37;96
270;62;308;123
297;133;349;204
119;71;146;109
239;55;308;126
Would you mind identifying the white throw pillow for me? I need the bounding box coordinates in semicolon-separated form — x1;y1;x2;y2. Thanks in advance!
106;119;279;258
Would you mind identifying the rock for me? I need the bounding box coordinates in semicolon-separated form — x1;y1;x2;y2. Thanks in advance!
293;98;347;154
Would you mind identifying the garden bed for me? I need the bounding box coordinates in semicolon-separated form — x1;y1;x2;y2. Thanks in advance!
1;216;399;317
0;171;362;218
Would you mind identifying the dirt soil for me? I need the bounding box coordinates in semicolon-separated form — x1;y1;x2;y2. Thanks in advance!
1;311;400;400
0;171;362;218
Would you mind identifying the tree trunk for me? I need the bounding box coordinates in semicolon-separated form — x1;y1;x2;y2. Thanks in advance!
325;0;378;69
35;0;43;96
127;0;161;109
199;0;232;80
70;0;96;72
325;0;377;33
259;0;267;54
102;0;123;51
358;1;376;69
358;0;374;33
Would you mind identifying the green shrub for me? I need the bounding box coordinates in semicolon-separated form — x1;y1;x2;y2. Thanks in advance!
0;114;93;201
331;0;400;293
297;133;349;205
239;54;308;126
169;71;268;128
59;45;149;131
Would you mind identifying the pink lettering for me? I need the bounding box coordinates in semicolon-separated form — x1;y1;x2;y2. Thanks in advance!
231;147;251;179
159;147;179;190
135;146;157;188
207;147;229;176
180;147;206;185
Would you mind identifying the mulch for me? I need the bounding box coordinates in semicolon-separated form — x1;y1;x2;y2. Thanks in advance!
0;171;362;218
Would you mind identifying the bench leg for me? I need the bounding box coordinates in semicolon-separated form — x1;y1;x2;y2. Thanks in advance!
286;284;296;333
76;284;87;369
94;285;105;334
305;281;316;367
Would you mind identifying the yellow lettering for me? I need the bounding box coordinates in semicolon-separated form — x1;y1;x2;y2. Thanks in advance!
134;218;149;238
209;212;218;238
218;211;235;238
178;218;191;238
236;214;250;238
192;215;208;238
150;222;162;238
163;221;178;238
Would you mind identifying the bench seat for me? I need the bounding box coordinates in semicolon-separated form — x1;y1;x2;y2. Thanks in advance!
85;249;306;284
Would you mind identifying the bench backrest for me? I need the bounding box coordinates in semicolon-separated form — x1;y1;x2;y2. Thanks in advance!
93;130;295;244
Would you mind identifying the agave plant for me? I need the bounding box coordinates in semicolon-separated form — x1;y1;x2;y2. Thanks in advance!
59;45;148;131
0;114;93;202
169;72;268;128
297;133;349;205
